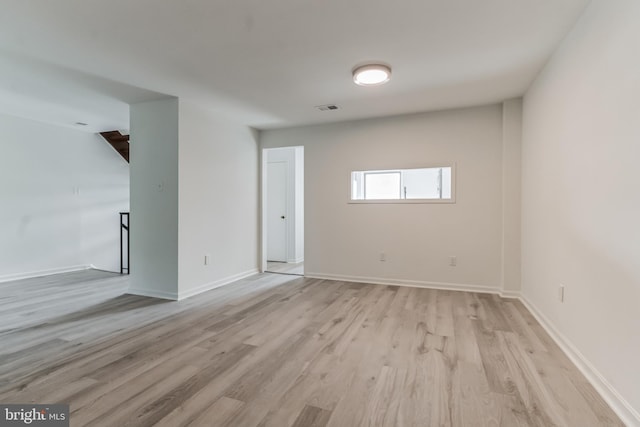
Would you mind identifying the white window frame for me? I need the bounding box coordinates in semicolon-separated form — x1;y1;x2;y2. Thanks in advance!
348;163;456;204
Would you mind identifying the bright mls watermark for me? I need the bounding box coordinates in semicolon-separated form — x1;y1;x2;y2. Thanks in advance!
0;405;68;426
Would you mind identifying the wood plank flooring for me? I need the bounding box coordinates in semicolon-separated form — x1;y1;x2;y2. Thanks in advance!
0;270;623;426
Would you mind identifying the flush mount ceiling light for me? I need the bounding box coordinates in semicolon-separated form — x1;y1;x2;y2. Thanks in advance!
352;64;391;86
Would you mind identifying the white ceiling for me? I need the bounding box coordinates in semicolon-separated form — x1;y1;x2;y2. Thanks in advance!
0;0;590;131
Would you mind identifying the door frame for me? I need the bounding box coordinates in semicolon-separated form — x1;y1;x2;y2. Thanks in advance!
261;146;304;273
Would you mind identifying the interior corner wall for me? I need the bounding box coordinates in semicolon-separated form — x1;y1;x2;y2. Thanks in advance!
129;97;179;299
521;0;640;422
177;100;259;299
260;105;505;291
501;98;522;294
0;113;129;281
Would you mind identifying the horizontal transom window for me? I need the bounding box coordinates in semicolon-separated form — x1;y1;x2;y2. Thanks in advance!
350;166;454;203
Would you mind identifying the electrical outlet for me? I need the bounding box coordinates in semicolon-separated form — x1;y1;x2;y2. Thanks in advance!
204;255;210;266
380;252;386;262
449;256;457;267
558;284;565;302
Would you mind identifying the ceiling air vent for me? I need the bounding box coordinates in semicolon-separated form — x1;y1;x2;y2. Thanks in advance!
315;104;339;111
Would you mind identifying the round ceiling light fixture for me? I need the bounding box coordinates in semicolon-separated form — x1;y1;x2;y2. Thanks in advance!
352;63;391;86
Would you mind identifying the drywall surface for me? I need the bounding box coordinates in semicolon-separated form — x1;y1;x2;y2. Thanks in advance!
261;105;505;290
522;0;640;421
177;100;259;298
501;99;522;293
129;98;179;298
0;113;129;280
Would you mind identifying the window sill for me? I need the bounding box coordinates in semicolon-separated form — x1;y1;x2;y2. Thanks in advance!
348;198;456;204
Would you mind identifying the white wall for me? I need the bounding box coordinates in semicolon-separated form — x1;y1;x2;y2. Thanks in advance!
178;101;259;299
521;0;640;423
129;99;259;300
261;105;511;291
0;113;129;281
502;99;522;293
129;98;179;299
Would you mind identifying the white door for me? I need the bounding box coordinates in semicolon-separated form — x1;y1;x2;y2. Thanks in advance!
267;161;287;262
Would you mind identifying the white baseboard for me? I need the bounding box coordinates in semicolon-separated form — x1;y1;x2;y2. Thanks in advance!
0;265;92;284
177;268;260;300
520;296;640;427
287;257;304;264
127;287;179;300
499;289;522;299
304;272;500;295
127;269;260;301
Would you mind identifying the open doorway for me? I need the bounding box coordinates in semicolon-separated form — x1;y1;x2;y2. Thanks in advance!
262;147;304;276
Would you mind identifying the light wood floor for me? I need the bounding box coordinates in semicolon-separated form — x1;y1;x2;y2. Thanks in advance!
266;261;304;275
0;270;623;426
